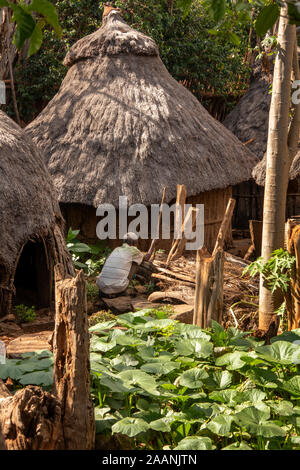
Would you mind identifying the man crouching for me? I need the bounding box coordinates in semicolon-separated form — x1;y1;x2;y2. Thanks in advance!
96;232;147;298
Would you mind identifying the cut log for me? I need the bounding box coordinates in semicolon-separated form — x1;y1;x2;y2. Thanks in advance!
193;249;224;328
0;385;63;450
151;272;195;287
212;198;235;256
148;291;193;304
52;267;95;450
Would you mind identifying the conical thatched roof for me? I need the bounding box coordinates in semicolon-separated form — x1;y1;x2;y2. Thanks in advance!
27;10;258;207
0;111;70;272
223;60;272;160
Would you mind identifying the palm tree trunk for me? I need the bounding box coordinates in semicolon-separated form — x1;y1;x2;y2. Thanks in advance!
259;5;298;330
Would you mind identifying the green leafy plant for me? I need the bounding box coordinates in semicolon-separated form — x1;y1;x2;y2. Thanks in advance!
66;228;111;275
14;304;36;323
243;249;296;295
4;310;300;450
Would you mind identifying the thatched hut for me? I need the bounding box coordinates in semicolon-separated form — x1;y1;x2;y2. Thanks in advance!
225;56;300;225
223;60;272;228
0;111;74;317
253;149;300;217
27;9;258;252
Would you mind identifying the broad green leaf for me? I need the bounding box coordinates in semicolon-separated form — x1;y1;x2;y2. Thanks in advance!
112;417;149;437
99;374;135;394
28;21;43;56
174;323;211;341
234;405;270;428
280;376;300;397
268;400;295;417
204;370;232;390
174;436;215;450
255;4;280;36
89;321;117;332
222;441;253;450
149;417;173;432
174;338;213;359
0;362;24;381
29;0;61;35
255;341;300;365
118;369;158;394
141;361;179;375
178;367;209;389
245;367;279;389
11;5;36;49
19;370;52;386
215;351;248;370
90;336;116;353
271;329;300;344
206;415;233;436
234;389;266;404
144;319;175;329
209;389;238;405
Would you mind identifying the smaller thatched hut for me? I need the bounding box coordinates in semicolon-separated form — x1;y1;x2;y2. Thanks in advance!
253;150;300;217
223;60;272;228
27;9;258;252
0;111;73;317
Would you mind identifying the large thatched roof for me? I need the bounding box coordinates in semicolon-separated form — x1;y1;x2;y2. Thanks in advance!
27;10;258;207
223;60;272;160
0;111;67;271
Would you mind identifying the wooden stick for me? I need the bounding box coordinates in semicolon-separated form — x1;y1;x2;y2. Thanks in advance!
156;265;195;283
148;186;167;261
212;198;236;257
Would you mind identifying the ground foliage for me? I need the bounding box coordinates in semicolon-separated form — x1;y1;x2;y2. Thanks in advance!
7;0;251;123
2;308;300;450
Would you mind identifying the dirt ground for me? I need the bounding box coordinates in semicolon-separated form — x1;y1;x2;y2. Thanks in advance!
0;237;259;355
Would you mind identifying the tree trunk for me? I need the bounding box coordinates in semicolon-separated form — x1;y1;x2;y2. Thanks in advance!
193;249;224;328
52;266;95;450
0;384;63;450
259;5;298;331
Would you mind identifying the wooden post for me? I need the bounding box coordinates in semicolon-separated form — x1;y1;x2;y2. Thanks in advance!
244;220;263;260
287;225;300;330
148;186;166;261
193;249;224;328
212;198;235;256
0;384;63;450
52;266;95;450
167;206;199;265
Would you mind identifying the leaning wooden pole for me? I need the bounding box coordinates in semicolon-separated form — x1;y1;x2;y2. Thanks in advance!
52;265;95;450
212;198;235;256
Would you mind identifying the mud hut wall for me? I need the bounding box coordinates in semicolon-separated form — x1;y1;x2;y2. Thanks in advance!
60;187;233;255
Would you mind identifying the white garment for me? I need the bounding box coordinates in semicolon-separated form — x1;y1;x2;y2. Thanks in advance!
96;243;144;295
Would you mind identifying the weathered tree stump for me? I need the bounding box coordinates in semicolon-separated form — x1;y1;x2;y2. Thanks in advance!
0;384;63;450
193;249;224;328
287;225;300;330
52;266;95;450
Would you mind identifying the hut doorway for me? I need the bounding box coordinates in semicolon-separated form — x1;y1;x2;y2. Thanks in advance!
14;239;52;309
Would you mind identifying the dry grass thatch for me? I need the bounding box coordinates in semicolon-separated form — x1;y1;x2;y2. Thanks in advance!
253;150;300;186
223;60;272;160
27;11;258;208
0;111;73;314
